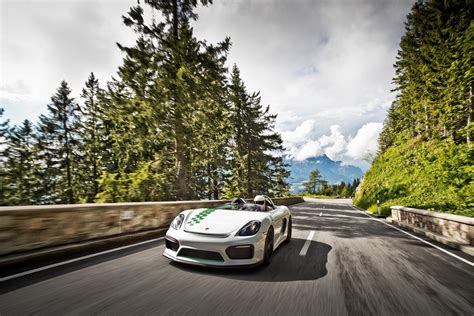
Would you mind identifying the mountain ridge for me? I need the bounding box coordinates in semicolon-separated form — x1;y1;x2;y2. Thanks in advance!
285;154;363;193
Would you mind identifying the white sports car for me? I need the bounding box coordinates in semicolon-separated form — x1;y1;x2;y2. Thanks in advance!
163;195;292;267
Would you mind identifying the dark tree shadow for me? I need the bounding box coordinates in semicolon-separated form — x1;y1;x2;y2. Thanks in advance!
169;238;332;282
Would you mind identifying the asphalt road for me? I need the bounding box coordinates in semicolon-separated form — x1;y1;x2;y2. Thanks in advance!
1;199;473;315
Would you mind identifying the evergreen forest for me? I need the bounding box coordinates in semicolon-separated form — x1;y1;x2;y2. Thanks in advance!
0;0;290;205
354;0;473;216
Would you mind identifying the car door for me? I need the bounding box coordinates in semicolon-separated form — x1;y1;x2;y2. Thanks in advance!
268;198;285;242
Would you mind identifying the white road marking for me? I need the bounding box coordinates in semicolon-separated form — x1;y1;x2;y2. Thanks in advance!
299;231;315;256
352;205;474;267
0;237;165;282
319;212;323;217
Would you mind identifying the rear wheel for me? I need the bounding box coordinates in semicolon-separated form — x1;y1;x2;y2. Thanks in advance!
285;217;292;243
263;227;274;265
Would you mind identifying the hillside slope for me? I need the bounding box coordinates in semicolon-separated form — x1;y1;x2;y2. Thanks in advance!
354;0;473;217
354;138;473;216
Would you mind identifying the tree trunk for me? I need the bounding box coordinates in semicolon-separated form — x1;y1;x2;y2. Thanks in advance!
171;0;190;200
246;145;252;198
63;115;73;204
468;83;473;148
93;97;99;200
207;162;212;200
175;116;189;200
212;175;219;200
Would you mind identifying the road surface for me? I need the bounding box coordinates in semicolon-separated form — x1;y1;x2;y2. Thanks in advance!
1;199;473;315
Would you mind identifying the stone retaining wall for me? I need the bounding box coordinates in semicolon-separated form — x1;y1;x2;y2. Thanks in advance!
390;206;474;246
0;197;303;256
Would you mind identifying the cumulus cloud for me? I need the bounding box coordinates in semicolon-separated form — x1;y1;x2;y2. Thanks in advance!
293;140;323;161
346;122;383;161
281;119;315;146
318;125;347;160
286;121;383;169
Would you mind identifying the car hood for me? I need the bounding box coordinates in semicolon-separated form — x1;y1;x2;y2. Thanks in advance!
183;208;267;236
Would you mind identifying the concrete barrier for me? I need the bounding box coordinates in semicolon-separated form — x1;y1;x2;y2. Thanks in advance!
0;197;303;257
390;206;474;255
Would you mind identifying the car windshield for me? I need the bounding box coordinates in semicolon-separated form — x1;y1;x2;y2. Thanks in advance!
238;203;267;212
217;202;267;212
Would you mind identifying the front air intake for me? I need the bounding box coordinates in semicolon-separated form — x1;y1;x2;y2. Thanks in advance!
226;245;254;259
178;248;224;262
165;237;180;252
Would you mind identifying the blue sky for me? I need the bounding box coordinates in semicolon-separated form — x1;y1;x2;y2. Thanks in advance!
0;0;415;169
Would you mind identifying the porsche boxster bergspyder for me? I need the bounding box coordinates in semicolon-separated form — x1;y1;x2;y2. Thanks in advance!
163;195;292;267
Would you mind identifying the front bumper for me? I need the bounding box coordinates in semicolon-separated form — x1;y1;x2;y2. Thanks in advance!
163;228;266;267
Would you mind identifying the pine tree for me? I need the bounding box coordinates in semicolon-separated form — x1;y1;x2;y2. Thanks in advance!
78;72;107;202
3;120;41;205
0;108;11;204
224;65;287;198
110;0;231;201
356;0;473;215
271;158;291;197
386;0;473;146
304;169;323;195
37;81;81;204
340;184;350;198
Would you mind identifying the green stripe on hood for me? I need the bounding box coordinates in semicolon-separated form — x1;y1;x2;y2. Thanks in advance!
186;208;216;225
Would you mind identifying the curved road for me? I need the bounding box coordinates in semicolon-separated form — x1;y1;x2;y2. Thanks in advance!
1;199;473;315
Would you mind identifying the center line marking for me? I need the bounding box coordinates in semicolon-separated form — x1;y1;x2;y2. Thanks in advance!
299;231;315;256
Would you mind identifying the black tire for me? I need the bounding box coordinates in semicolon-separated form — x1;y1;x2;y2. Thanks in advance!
263;227;274;266
285;217;292;243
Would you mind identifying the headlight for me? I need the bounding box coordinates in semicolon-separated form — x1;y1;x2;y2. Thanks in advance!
237;220;261;236
171;214;185;230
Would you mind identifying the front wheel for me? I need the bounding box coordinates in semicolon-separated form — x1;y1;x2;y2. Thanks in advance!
263;227;274;266
285;217;292;243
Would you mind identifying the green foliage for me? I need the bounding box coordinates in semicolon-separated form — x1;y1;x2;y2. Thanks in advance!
381;0;473;149
355;138;473;216
223;65;287;198
1;0;290;205
0;108;10;204
358;0;473;217
304;194;337;199
304;169;323;194
77;72;108;202
36;81;81;204
110;0;234;200
2;120;42;205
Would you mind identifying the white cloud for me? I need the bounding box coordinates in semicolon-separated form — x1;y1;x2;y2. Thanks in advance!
294;140;323;161
318;125;346;161
281;119;315;146
346;122;383;161
286;121;383;169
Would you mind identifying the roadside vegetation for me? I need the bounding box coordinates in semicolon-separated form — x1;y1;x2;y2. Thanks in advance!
354;0;473;217
0;1;290;205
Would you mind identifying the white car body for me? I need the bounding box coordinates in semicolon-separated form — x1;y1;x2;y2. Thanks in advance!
163;196;292;267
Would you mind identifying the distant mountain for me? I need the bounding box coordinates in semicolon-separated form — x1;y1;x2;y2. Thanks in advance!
285;155;363;193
